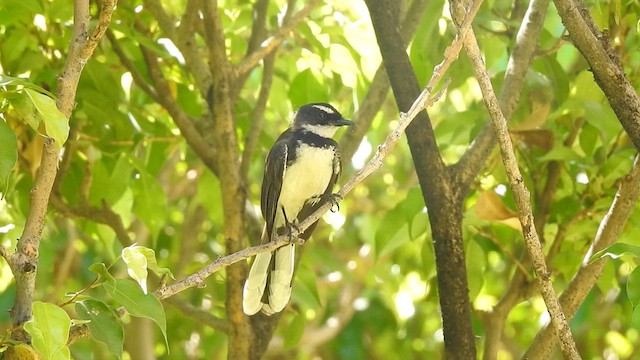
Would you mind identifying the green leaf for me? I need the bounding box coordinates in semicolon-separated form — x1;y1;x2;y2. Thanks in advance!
632;305;640;329
24;88;69;147
627;267;640;307
292;264;322;309
103;279;167;346
590;243;640;263
132;171;167;241
75;300;124;360
0;74;31;87
88;263;116;288
288;69;328;108
122;246;149;294
0;119;17;194
579;123;599;157
9;91;42;130
23;301;71;360
538;147;582;162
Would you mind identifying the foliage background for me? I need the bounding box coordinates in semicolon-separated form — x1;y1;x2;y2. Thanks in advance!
1;0;640;359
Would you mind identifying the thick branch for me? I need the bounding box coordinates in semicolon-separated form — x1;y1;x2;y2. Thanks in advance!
340;0;429;161
462;26;580;359
201;1;250;359
366;1;484;358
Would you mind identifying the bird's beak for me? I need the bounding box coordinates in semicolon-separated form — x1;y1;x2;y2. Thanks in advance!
334;118;354;127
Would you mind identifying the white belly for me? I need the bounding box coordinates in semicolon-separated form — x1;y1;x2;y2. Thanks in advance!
276;144;335;226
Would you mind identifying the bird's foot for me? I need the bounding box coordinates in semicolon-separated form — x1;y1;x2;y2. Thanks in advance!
320;193;342;212
284;219;301;244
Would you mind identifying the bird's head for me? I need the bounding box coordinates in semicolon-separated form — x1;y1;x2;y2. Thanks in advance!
292;103;353;137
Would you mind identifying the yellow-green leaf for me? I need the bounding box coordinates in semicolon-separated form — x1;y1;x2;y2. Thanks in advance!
23;301;71;360
24;88;69;147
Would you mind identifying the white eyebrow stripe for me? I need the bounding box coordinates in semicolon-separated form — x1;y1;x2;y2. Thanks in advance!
311;104;335;114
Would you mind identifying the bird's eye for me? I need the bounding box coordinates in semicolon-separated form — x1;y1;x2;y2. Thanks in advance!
318;112;326;120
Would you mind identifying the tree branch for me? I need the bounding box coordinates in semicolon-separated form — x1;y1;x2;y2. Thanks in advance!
453;0;550;186
461;24;580;359
201;1;250;358
524;155;640;359
106;30;160;103
232;0;322;79
340;0;429;161
163;296;230;333
138;42;219;174
7;0;116;329
553;0;640;151
240;55;275;182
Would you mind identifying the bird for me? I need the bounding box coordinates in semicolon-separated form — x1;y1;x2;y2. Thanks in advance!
243;103;353;316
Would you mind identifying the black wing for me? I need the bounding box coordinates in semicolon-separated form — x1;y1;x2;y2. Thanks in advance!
261;133;290;243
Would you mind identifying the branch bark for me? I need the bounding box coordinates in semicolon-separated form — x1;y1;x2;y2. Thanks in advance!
524;155;640;359
553;0;640;151
232;0;322;80
6;0;116;330
461;22;581;359
340;0;429;162
201;1;250;359
365;0;483;357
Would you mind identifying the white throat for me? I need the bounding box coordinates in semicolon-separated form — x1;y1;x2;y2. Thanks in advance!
301;123;339;138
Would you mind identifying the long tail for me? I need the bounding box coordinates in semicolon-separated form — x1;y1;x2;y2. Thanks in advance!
242;229;296;315
266;244;295;313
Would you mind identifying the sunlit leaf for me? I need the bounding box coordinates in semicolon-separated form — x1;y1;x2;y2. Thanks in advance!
122;246;149;294
133;246;174;279
75;300;124;360
23;301;71;360
24;88;69;147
